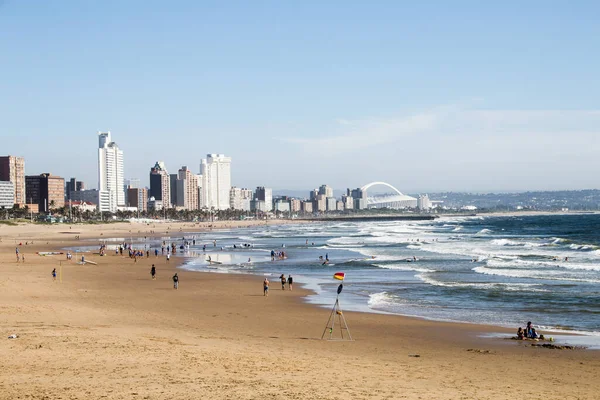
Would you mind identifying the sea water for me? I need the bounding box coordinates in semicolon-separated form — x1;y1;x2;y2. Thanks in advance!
72;214;600;338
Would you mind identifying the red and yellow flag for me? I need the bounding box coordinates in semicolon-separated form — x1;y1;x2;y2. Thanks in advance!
333;272;345;281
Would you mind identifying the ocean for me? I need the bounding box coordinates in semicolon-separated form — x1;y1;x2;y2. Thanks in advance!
75;214;600;339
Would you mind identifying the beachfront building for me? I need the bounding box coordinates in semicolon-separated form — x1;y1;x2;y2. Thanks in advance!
254;187;272;212
0;155;26;205
70;189;111;212
349;188;367;210
301;201;313;214
0;181;15;208
319;184;334;198
66;200;97;213
147;197;164;211
25;173;65;213
66;177;85;200
98;132;125;213
149;161;171;209
200;154;231;211
417;194;432;211
290;199;302;213
326;197;337;211
342;194;354;210
126;187;148;212
273;199;290;213
178;166;199;210
230;187;253;211
314;194;327;212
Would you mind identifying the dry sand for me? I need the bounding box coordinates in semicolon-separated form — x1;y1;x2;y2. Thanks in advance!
0;221;599;399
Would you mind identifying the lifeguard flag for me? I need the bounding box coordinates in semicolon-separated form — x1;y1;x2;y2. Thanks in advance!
333;272;345;281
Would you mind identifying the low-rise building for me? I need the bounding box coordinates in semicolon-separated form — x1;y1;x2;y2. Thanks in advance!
0;181;14;208
70;189;112;212
66;200;97;213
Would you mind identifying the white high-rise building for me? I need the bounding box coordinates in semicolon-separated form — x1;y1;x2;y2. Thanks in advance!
200;154;231;210
97;132;124;212
417;194;432;211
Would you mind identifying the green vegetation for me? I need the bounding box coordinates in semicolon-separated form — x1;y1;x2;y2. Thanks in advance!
0;220;18;226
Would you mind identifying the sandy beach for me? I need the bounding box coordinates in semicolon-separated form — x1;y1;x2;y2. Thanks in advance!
1;221;599;399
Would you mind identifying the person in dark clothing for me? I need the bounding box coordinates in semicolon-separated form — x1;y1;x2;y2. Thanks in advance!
173;273;179;289
151;265;156;280
287;275;293;291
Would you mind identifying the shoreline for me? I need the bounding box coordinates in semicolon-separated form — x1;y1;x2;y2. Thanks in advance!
1;221;599;398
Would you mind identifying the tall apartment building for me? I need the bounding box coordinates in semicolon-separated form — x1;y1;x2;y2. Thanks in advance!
98;132;124;212
177;166;199;210
230;187;253;211
126;187;148;212
25;173;65;213
254;187;273;211
417;194;431;211
200;154;231;210
290;199;302;213
149;161;170;208
314;194;327;212
0;155;26;205
319;184;334;198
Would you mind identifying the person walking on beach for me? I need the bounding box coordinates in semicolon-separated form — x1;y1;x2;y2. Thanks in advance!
151;264;156;280
15;247;19;262
172;273;179;289
263;278;269;296
52;268;56;281
287;275;293;291
280;274;286;290
166;252;170;262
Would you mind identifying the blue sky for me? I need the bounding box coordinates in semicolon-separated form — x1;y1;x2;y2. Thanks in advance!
1;1;599;193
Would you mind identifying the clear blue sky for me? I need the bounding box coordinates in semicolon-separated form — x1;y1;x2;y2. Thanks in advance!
2;1;599;193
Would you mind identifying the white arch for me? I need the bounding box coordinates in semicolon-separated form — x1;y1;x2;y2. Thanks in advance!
360;181;405;196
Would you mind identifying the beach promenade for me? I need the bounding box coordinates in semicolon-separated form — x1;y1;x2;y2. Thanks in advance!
0;221;598;399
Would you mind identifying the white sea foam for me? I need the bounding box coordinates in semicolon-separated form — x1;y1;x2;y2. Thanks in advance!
416;273;548;291
368;292;397;309
374;263;433;273
487;257;600;272
472;266;600;283
475;229;493;236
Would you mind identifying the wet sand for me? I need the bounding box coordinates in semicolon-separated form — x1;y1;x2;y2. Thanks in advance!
0;221;599;399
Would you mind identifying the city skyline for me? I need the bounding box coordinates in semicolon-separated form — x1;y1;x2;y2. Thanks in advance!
2;2;600;192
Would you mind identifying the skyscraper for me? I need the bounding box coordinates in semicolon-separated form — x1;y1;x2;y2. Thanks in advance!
178;166;199;210
149;161;170;208
97;132;124;212
0;155;26;205
200;154;231;210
